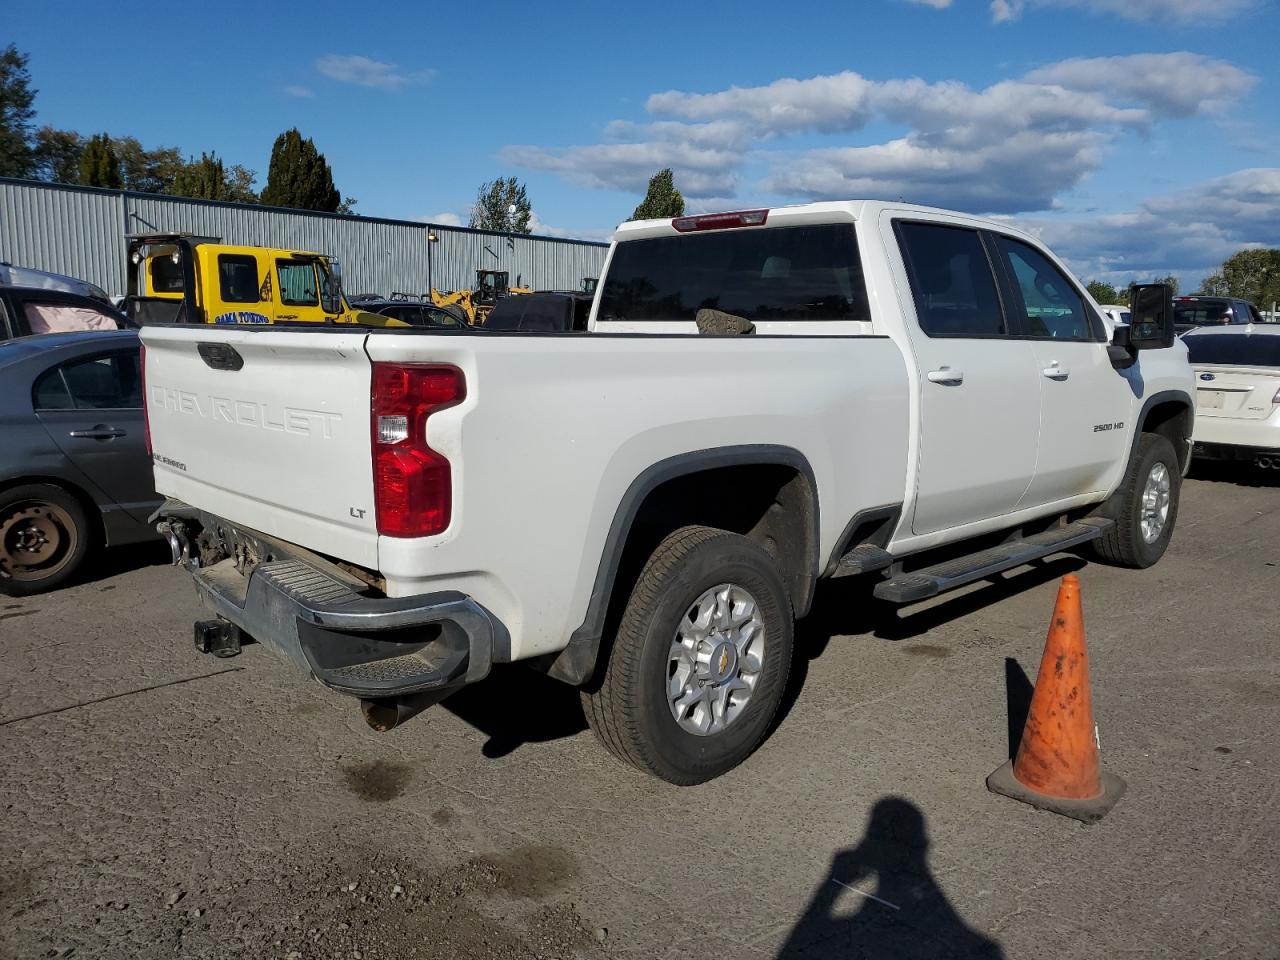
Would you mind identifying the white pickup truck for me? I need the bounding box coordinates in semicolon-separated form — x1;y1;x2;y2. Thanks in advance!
143;201;1194;784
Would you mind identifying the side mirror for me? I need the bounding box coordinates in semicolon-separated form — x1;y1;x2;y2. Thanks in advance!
1128;283;1175;350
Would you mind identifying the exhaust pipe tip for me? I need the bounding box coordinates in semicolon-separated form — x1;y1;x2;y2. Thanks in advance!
156;521;182;566
360;690;451;732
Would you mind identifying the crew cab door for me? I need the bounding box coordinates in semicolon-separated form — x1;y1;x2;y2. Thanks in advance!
892;220;1042;535
987;233;1131;505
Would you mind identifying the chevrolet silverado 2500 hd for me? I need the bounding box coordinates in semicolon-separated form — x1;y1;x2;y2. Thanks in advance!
143;201;1194;784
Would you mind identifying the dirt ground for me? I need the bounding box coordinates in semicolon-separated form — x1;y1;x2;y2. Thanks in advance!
2;462;1278;959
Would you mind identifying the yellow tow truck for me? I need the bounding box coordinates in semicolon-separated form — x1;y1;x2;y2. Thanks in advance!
123;233;402;327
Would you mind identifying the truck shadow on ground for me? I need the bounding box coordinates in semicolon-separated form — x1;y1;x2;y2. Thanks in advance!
1187;460;1280;488
776;796;1005;959
440;556;1079;761
777;555;1085;733
441;665;589;758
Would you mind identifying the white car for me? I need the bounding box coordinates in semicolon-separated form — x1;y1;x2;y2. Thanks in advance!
1185;325;1280;468
142;200;1195;784
1099;304;1131;326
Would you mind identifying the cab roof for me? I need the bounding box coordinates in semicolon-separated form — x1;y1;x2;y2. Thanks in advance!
613;199;1040;245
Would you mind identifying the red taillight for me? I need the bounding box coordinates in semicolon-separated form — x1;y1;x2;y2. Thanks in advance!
672;209;769;232
140;343;151;456
371;363;465;538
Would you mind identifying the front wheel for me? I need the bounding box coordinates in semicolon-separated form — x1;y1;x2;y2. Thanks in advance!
582;525;794;785
0;484;92;596
1091;433;1181;568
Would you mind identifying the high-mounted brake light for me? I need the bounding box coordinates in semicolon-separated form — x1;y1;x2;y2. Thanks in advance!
140;343;151;456
371;363;465;537
672;209;769;233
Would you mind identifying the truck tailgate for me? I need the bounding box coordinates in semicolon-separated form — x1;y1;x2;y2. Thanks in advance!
141;326;378;569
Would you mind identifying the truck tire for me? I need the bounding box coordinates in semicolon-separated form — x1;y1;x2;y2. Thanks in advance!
0;483;92;596
581;525;794;785
1090;433;1181;569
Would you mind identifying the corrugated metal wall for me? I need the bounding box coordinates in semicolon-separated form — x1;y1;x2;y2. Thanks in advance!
0;178;608;298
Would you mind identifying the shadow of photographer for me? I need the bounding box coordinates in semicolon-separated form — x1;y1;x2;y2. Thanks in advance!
776;797;1004;959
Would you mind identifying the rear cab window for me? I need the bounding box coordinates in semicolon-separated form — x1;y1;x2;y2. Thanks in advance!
1175;300;1231;326
597;224;872;331
218;255;261;304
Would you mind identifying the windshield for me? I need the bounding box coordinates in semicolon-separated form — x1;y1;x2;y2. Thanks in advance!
1185;332;1280;367
598;224;871;323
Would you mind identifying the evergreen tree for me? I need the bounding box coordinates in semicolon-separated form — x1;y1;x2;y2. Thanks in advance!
170;152;230;200
631;168;685;220
260;128;341;211
469;177;532;233
0;44;37;178
77;133;122;188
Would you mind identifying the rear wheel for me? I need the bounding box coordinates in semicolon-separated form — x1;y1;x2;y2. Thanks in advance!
582;525;794;785
0;484;91;596
1091;433;1181;568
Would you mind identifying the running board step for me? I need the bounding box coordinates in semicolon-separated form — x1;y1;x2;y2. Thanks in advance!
873;519;1114;604
833;543;895;577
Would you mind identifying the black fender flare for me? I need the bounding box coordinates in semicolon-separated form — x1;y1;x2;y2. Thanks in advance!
547;444;820;685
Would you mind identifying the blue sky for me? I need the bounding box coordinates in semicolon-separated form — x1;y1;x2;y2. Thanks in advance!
8;0;1279;288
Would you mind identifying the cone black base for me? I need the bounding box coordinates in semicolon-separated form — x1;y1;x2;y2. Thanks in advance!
986;760;1127;824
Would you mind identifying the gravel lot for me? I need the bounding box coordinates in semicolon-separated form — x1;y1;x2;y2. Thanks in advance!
2;464;1278;960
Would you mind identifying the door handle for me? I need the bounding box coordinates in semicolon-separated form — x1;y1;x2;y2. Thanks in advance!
926;367;964;385
1042;363;1070;381
69;427;126;440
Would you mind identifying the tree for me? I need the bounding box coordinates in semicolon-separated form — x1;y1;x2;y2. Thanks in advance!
469;176;532;233
1199;248;1280;307
259;128;341;212
115;136;185;194
33;126;84;183
77;133;122;188
0;44;37;178
224;164;259;204
1086;280;1120;304
631;168;685;220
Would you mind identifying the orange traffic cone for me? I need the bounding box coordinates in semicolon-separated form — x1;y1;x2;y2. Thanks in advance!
987;574;1125;823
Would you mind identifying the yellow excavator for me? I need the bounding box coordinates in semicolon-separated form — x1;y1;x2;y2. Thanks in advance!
431;269;531;325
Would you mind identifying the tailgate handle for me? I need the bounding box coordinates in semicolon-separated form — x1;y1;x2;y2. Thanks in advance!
197;342;244;371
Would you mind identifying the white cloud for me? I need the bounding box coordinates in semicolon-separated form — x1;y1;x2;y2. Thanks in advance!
991;0;1256;22
647;72;875;136
315;54;434;91
504;53;1252;212
1026;54;1254;117
1022;168;1280;287
527;212;616;242
284;85;314;99
423;212;463;227
502;140;741;198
